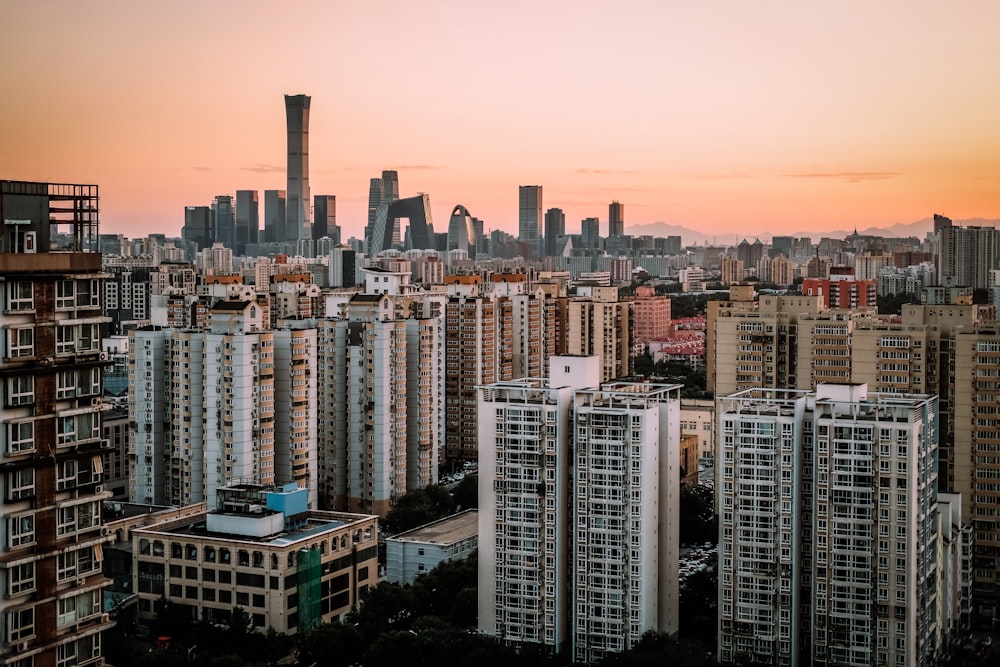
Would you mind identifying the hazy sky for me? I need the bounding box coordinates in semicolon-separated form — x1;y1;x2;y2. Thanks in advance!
3;1;1000;242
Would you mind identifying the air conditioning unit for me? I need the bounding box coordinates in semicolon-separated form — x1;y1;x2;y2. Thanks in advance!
76;578;85;587
95;485;105;495
99;352;109;361
16;642;27;652
100;613;110;624
101;526;110;537
91;397;101;407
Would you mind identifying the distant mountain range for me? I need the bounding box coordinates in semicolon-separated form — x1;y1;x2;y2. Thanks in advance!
625;217;1000;247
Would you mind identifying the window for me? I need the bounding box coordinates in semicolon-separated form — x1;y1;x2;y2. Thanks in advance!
5;420;34;455
6;376;34;406
56;280;75;309
7;281;33;311
6;607;34;642
8;514;35;547
6;468;35;500
8;327;34;358
7;562;35;596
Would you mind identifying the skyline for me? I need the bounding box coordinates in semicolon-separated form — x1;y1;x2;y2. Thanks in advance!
3;1;1000;242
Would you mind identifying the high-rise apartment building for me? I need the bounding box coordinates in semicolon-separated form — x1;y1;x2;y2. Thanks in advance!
312;194;338;244
443;279;511;463
544;208;566;257
952;324;1000;615
518;185;542;257
565;286;631;383
284;94;311;243
718;384;945;666
0;180;114;666
478;356;680;659
235;190;259;256
608;200;624;238
129;304;318;508
317;285;442;515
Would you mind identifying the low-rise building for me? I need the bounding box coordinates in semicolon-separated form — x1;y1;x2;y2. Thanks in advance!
384;510;478;585
128;484;378;634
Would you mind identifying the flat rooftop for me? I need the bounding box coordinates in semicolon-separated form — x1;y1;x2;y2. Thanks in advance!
138;512;368;545
388;510;478;546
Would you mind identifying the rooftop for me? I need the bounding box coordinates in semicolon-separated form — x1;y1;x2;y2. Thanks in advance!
388;510;478;546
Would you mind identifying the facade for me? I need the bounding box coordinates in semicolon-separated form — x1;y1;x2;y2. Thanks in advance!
284;94;311;243
478;356;681;659
718;384;944;666
129;484;378;634
518;185;542;257
0;180;115;667
384;510;478;585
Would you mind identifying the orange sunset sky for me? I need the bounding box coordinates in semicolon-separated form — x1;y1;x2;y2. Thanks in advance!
2;1;1000;243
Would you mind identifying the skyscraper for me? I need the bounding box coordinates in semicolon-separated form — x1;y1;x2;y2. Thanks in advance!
211;194;235;251
518;185;542;257
264;190;286;243
182;205;213;251
608;200;624;237
313;194;338;243
365;170;400;253
544;207;566;256
285;94;311;243
581;217;601;249
235;189;259;255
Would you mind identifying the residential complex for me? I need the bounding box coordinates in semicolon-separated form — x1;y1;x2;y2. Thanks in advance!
478;356;681;661
718;384;958;666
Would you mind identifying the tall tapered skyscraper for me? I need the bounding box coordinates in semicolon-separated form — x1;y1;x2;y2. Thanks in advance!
518;185;542;257
285;94;311;243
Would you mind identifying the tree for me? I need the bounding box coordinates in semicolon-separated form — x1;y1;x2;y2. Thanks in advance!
451;474;478;510
295;621;363;667
679;485;717;546
384;485;457;534
680;567;718;647
876;292;919;315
